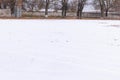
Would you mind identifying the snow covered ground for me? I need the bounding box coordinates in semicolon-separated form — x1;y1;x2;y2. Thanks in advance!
0;20;120;80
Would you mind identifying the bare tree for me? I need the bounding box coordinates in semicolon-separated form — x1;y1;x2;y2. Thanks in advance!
9;0;15;15
103;0;115;17
93;0;105;18
45;0;49;17
99;0;105;18
62;0;68;17
77;0;87;19
15;0;22;18
94;0;115;18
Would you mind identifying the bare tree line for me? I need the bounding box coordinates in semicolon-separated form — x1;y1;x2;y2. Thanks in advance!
94;0;117;18
0;0;120;18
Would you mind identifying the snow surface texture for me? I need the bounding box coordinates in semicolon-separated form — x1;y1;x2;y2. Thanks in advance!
0;20;120;80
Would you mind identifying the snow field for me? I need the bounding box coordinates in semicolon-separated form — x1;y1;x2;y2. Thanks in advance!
0;20;120;80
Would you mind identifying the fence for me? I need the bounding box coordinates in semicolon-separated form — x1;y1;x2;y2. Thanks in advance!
22;11;120;19
0;9;120;19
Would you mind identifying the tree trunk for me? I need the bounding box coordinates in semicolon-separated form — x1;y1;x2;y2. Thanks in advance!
64;7;66;16
0;2;4;9
14;5;22;18
105;9;108;17
100;5;104;18
77;10;80;19
10;0;14;16
62;0;67;18
62;10;65;17
99;0;105;19
77;10;82;19
14;0;22;18
77;2;83;19
45;0;49;18
62;5;64;17
80;10;82;19
62;0;64;17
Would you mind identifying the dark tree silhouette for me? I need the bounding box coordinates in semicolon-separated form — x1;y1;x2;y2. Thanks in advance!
77;0;87;19
62;0;67;17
